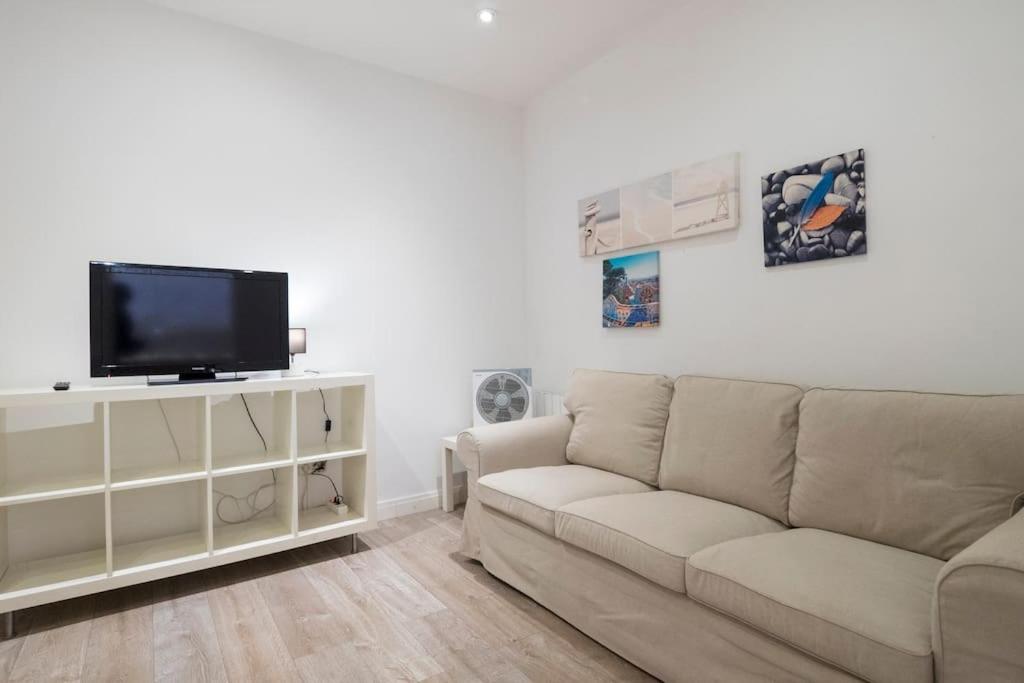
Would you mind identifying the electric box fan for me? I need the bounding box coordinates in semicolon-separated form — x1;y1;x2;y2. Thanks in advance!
472;369;533;427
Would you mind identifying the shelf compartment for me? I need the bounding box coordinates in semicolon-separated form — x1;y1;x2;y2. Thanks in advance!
0;495;108;598
0;403;105;504
298;507;365;536
112;480;208;574
212;517;292;555
213;467;294;553
296;385;364;460
297;455;366;535
211;392;292;472
110;397;207;488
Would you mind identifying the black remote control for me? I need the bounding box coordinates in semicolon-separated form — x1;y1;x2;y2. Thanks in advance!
53;381;70;391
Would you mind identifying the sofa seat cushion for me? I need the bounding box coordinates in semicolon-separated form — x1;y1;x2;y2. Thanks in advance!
477;465;653;535
686;529;943;683
555;490;786;593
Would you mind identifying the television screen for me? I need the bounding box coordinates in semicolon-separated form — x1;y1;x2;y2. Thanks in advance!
90;262;289;378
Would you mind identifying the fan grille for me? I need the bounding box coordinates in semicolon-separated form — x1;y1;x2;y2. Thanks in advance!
475;372;530;424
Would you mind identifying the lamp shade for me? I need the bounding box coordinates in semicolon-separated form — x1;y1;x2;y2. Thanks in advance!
289;328;307;356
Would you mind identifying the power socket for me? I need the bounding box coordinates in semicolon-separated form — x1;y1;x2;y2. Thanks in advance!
326;500;349;516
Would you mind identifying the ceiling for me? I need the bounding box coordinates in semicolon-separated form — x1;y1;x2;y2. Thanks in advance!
146;0;671;105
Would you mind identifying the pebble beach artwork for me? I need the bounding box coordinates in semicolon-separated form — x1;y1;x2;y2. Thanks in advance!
762;149;866;267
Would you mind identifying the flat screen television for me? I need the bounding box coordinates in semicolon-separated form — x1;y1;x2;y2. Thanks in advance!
90;262;289;383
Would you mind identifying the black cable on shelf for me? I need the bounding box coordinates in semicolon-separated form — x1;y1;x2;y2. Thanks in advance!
319;388;331;443
240;393;268;453
311;471;342;502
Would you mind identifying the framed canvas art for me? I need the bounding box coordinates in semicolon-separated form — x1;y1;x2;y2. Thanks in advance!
579;153;739;257
762;149;866;267
602;251;660;328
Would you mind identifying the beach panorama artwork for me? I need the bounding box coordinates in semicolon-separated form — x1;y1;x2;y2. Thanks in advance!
762;148;866;267
602;251;660;328
579;153;740;257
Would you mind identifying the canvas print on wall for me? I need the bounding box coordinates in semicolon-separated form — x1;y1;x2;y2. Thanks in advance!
579;153;740;257
762;148;866;268
579;188;621;256
672;153;740;238
621;173;672;249
603;251;660;328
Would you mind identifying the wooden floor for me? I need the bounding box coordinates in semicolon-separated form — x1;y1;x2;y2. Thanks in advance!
0;508;655;682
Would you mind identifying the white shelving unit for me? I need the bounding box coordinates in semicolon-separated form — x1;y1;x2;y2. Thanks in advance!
0;372;375;620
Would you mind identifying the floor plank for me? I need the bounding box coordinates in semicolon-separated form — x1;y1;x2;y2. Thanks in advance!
204;562;303;682
152;571;229;682
81;583;154;682
4;509;654;682
9;595;95;682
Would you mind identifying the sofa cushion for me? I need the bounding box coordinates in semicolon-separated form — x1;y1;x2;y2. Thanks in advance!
564;369;674;485
686;528;943;683
555;490;785;593
659;376;803;524
477;465;652;535
791;388;1024;560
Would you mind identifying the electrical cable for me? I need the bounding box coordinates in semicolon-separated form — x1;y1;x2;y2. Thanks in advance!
157;399;183;463
240;393;268;453
312;471;342;501
319;389;330;443
214;394;277;525
158;391;338;523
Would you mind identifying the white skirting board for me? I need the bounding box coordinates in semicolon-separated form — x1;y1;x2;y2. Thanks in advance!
379;482;466;521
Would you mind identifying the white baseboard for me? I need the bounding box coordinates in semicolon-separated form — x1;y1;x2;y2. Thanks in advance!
377;483;466;521
377;491;439;520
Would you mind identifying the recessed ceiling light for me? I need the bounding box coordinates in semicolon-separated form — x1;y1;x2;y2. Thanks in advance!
477;8;496;24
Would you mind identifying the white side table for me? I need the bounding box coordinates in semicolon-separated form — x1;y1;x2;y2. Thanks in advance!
441;435;458;512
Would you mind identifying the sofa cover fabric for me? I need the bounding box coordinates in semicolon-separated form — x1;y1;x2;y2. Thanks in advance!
479;505;859;683
476;465;652;535
456;415;573;559
658;376;803;523
933;511;1024;682
564;369;674;485
686;528;943;683
791;388;1024;559
554;490;785;593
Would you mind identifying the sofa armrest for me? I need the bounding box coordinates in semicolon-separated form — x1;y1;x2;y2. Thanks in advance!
933;510;1024;682
454;415;572;560
456;414;572;478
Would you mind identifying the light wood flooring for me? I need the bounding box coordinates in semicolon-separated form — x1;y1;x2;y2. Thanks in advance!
0;508;655;682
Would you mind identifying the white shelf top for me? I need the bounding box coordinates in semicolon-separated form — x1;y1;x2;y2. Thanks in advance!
0;371;372;408
0;475;106;506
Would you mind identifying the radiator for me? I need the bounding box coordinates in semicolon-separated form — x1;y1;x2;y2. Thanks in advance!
534;391;568;417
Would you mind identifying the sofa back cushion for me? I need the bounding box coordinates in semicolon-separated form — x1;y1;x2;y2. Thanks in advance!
659;376;803;524
791;388;1024;560
564;369;674;485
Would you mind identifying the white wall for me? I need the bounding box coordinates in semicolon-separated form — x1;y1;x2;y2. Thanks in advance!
0;0;525;504
524;0;1024;395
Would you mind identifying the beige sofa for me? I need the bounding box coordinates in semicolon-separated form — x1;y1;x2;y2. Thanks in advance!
455;370;1024;683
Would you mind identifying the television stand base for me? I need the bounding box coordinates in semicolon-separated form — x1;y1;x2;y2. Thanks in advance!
147;372;248;386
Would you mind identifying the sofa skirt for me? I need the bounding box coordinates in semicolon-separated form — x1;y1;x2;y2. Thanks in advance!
478;506;859;683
